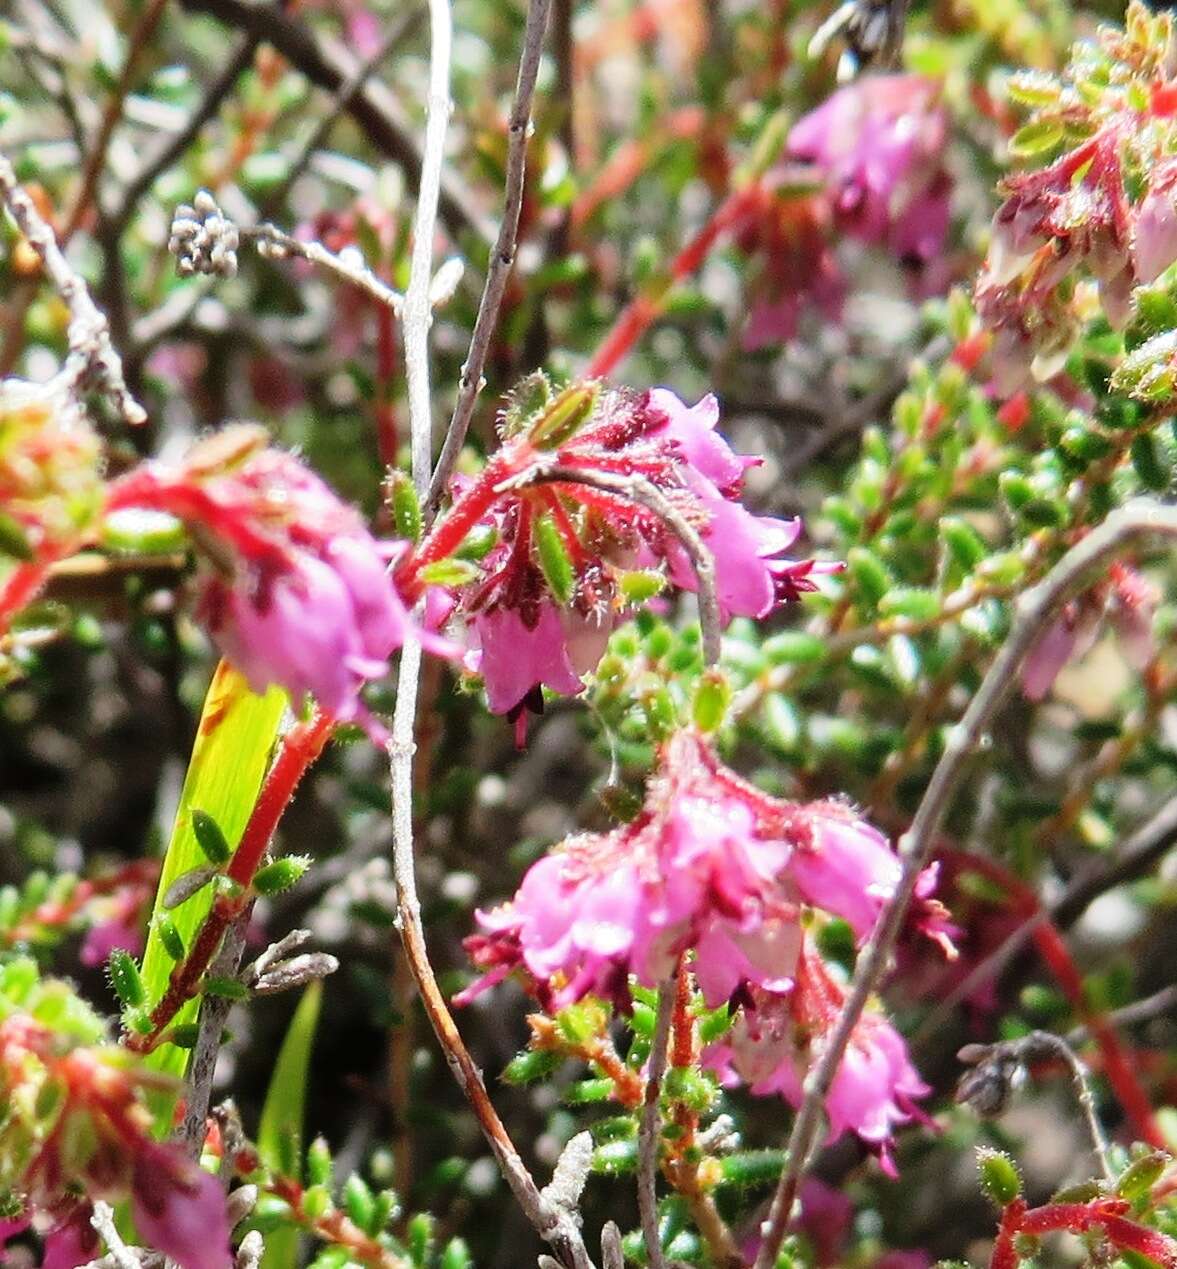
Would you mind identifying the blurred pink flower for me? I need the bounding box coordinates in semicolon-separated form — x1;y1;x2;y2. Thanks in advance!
80;914;143;969
787;75;952;266
41;1208;98;1269
1133;157;1177;283
108;434;431;733
1021;562;1158;701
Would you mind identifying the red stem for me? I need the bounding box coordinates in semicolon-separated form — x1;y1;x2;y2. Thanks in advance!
127;710;333;1052
374;301;399;471
0;560;54;633
992;1198;1177;1269
585;183;760;380
988;1198;1026;1269
401;448;529;587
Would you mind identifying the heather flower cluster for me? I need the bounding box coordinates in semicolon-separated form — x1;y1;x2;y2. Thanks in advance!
461;728;950;1162
975;3;1177;391
0;965;230;1269
739;73;952;349
0;375;103;568
106;426;419;731
401;384;834;735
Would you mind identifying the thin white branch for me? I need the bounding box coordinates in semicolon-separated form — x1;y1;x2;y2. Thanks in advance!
426;0;554;515
403;0;453;495
752;498;1177;1269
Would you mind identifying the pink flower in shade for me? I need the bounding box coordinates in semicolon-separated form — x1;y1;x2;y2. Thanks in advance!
705;943;930;1173
107;431;433;735
735;190;848;351
131;1147;232;1269
80;914;143;969
460;731;949;1011
787;75;952;264
1021;562;1158;701
791;1179;854;1266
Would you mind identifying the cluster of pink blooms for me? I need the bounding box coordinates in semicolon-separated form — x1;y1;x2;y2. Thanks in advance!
106;427;423;734
705;943;931;1175
460;728;951;1162
739;74;952;349
0;1012;231;1269
399;387;834;737
975;59;1177;391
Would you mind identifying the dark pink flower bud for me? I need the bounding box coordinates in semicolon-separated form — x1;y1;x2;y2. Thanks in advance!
131;1146;232;1269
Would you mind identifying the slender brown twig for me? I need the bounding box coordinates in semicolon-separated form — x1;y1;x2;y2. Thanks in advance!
384;4;594;1265
638;981;675;1269
426;0;555;515
752;498;1177;1269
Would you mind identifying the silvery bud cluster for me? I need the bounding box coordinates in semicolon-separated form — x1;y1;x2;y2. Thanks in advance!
169;190;240;278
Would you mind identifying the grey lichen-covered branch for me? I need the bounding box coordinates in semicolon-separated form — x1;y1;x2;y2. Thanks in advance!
0;152;146;427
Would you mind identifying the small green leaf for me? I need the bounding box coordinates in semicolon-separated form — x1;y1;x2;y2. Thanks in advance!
191;809;232;866
534;514;575;604
940;516;987;571
847;547;891;608
1116;1149;1168;1201
388;471;422;543
528;382;599;448
691;670;730;733
761;631;826;665
977;1148;1022;1206
879;588;941;621
108;948;145;1009
155;914;186;962
342;1176;376;1232
618;569;666;603
1009;118;1064;157
253;855;311;897
418;558;479;587
502;1049;563;1085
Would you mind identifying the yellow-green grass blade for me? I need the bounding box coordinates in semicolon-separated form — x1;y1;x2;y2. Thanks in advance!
139;660;286;1121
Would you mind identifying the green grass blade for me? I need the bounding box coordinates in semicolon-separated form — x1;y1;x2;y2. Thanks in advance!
139;660;287;1107
258;981;324;1269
